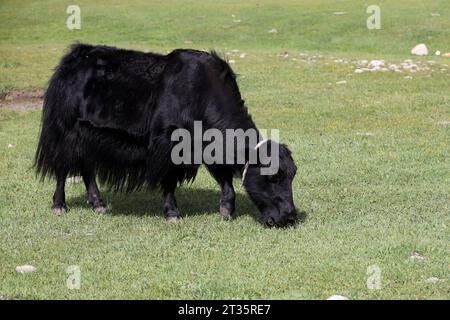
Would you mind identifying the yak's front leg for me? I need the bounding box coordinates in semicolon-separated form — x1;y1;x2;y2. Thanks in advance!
52;168;68;215
207;165;235;220
162;175;182;222
81;165;107;213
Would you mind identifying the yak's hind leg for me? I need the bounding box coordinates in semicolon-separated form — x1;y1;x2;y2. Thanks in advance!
161;172;182;222
207;165;235;220
81;164;107;213
52;168;68;215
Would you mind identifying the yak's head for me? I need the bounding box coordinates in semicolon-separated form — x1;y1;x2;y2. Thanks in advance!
243;140;298;228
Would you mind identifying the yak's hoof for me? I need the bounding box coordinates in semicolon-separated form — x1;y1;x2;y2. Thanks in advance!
219;206;233;221
165;208;181;222
165;215;182;223
166;216;181;223
94;206;107;214
52;206;67;215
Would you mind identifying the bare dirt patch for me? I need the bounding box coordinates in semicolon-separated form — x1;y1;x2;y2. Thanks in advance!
0;89;44;111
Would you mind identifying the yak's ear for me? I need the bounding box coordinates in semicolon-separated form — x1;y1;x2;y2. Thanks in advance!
279;143;292;156
278;143;297;177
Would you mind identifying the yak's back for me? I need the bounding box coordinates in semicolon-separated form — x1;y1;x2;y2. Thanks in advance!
59;44;168;137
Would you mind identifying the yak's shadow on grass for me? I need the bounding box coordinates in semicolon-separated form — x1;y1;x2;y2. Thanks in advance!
67;187;258;221
67;186;307;225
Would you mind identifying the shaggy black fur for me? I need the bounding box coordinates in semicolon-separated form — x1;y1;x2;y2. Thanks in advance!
35;43;298;227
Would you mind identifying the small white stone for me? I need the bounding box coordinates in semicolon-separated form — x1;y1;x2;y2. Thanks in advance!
369;60;385;68
356;132;374;136
327;295;349;300
7;144;14;148
16;265;37;274
228;59;235;64
411;44;428;56
404;76;413;79
430;13;440;17
425;277;441;283
409;251;425;261
333;12;346;15
354;69;364;74
336;80;347;85
268;28;278;34
435;50;441;56
239;53;246;59
277;52;289;58
233;19;241;23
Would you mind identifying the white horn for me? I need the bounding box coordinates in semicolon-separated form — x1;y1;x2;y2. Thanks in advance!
254;139;269;150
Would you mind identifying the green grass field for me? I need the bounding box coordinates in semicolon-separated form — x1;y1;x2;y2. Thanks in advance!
1;0;449;299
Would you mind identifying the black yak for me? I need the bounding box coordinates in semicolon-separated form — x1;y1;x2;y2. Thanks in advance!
35;44;298;227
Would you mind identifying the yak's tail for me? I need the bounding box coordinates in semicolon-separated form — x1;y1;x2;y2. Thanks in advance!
34;43;93;179
34;77;65;179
